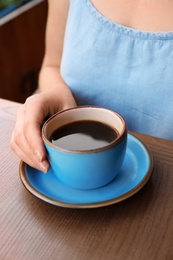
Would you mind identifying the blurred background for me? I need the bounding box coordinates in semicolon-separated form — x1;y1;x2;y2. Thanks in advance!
0;0;48;102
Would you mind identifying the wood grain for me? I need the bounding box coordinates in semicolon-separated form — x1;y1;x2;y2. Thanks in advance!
0;98;173;260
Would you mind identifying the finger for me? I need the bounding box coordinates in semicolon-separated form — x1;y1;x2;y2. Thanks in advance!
11;106;49;172
10;131;49;173
23;96;49;160
24;120;46;162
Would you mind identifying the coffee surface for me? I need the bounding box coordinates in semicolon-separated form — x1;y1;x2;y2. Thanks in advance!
50;120;119;151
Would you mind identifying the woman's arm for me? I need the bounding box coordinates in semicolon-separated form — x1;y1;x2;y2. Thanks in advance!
39;0;70;93
10;0;76;172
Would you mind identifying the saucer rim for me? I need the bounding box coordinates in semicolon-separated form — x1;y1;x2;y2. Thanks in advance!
19;133;154;209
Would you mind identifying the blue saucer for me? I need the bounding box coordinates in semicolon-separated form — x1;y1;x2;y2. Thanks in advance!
19;133;154;208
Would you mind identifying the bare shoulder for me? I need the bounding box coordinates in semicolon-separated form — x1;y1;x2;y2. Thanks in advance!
47;0;69;34
43;0;70;66
48;0;69;18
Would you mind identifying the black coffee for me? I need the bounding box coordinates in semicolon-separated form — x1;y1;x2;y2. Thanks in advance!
50;120;119;151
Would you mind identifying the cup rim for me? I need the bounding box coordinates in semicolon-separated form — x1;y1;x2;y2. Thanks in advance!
42;106;127;154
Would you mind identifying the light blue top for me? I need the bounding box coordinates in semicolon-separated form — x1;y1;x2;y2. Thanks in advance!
61;0;173;140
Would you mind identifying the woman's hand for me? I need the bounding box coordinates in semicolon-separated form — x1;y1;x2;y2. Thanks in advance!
10;87;76;172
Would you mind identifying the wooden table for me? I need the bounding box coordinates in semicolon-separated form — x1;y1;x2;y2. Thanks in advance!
1;98;173;260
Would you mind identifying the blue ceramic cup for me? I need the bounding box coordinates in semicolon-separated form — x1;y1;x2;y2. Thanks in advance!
42;106;127;190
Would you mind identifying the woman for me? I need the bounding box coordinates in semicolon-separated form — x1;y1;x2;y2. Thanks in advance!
10;0;173;172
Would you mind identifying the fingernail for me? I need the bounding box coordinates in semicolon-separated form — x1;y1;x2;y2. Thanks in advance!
39;161;49;173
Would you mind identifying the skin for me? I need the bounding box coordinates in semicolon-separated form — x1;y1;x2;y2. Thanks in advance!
92;0;173;32
10;0;173;172
10;0;76;172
